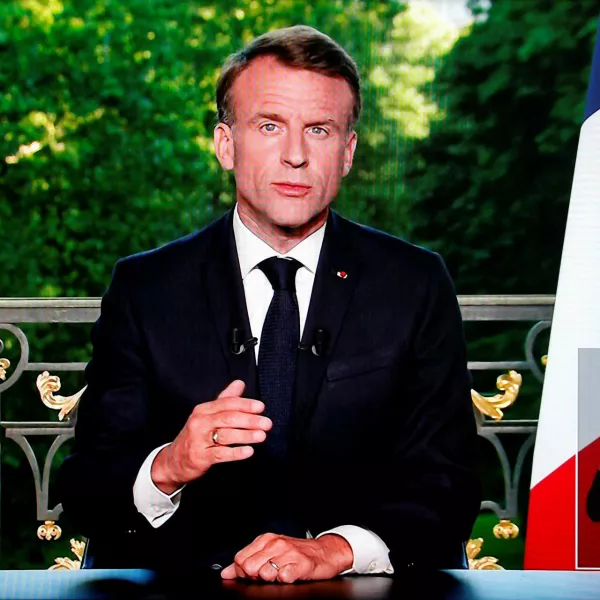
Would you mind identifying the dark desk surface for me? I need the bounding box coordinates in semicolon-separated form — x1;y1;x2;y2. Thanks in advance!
0;569;599;600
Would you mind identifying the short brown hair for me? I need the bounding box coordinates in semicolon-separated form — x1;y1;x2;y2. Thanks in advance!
216;25;361;131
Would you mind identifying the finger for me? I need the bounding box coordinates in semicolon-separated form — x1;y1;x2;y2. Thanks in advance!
221;564;237;579
218;379;246;399
220;561;255;580
240;539;289;578
236;562;255;580
211;427;267;446
258;551;295;581
278;561;304;584
208;445;254;463
211;411;272;431
197;396;265;416
257;559;282;583
229;561;258;581
234;533;278;570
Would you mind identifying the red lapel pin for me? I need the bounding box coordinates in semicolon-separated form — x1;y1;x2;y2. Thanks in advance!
336;271;348;279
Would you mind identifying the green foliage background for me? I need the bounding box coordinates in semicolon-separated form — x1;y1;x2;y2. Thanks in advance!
0;0;598;569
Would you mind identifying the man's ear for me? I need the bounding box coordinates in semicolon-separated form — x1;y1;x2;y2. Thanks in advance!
342;130;357;177
214;122;235;171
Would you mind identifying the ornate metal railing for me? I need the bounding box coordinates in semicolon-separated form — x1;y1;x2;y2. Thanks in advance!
0;295;554;569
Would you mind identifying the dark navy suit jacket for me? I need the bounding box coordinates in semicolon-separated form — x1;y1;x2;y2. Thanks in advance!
58;207;481;572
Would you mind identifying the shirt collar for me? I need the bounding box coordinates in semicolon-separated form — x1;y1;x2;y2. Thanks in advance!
233;202;327;280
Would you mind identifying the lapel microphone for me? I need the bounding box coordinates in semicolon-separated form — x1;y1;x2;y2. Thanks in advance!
232;327;328;357
231;328;258;355
298;328;328;357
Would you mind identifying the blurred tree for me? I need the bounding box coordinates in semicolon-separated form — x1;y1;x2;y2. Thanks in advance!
403;0;599;295
338;1;459;229
401;0;598;546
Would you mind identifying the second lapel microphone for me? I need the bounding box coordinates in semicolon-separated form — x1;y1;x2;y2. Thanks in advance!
230;327;328;357
231;328;258;355
298;328;328;357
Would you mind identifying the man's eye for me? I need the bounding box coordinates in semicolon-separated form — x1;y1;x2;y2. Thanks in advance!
309;127;328;136
260;123;279;133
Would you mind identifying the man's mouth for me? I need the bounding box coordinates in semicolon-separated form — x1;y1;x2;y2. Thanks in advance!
272;183;312;197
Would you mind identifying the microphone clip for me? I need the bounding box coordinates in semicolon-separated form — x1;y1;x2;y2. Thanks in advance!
298;328;328;357
231;328;258;355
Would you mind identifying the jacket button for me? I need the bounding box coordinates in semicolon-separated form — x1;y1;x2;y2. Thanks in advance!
211;564;223;571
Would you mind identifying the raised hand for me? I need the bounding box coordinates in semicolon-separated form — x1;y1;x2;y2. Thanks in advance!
151;380;272;494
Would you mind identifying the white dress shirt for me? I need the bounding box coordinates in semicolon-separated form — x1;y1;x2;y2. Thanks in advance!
133;203;394;575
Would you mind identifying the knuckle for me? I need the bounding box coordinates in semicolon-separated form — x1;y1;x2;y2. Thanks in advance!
189;415;204;431
222;412;237;427
266;538;284;551
213;414;228;428
218;397;234;411
212;447;228;462
233;447;245;459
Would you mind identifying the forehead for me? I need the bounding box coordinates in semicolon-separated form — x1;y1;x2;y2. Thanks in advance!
231;56;354;123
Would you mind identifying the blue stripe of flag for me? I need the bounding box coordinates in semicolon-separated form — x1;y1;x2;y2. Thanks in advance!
584;15;600;121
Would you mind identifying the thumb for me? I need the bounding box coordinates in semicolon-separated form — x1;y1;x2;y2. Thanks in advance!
217;379;246;399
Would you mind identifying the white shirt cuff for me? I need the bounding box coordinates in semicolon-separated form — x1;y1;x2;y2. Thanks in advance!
316;525;394;575
133;443;184;528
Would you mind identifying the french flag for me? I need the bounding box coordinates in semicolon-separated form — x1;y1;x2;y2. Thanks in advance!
525;17;600;570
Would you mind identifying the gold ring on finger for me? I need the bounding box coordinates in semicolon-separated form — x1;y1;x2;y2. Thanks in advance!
212;429;219;445
268;560;280;571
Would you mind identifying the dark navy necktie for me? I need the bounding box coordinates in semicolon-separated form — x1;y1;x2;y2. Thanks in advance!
257;257;302;462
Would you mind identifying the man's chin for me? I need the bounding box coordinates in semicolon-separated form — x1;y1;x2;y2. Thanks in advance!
265;206;329;231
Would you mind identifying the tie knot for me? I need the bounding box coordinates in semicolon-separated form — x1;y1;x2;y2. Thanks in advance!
257;257;302;291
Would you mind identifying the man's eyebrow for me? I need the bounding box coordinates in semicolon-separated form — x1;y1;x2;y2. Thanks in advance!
249;112;341;130
249;112;285;123
306;118;340;131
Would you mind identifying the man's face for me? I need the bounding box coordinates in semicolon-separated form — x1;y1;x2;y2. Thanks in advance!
214;56;357;230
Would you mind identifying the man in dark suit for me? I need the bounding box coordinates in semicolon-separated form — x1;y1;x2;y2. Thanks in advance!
59;25;481;582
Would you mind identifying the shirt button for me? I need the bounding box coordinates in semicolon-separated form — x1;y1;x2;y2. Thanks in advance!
368;562;377;572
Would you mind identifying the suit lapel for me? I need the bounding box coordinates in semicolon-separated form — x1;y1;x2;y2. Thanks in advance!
292;209;362;440
202;209;259;400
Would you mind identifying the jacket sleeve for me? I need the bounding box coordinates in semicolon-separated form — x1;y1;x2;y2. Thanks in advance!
334;253;481;570
58;258;156;538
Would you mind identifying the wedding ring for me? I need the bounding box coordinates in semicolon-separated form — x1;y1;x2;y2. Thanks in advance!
211;429;219;445
268;560;280;571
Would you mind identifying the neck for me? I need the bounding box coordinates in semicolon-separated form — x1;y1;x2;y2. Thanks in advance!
237;202;328;254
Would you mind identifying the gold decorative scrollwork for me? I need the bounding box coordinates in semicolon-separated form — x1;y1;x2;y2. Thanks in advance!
48;539;85;571
36;371;86;420
467;538;504;570
493;519;520;539
0;358;9;381
471;370;522;421
37;520;62;541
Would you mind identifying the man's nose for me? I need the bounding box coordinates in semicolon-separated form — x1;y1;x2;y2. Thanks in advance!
281;131;308;168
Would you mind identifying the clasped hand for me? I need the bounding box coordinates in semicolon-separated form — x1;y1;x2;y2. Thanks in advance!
221;533;353;583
